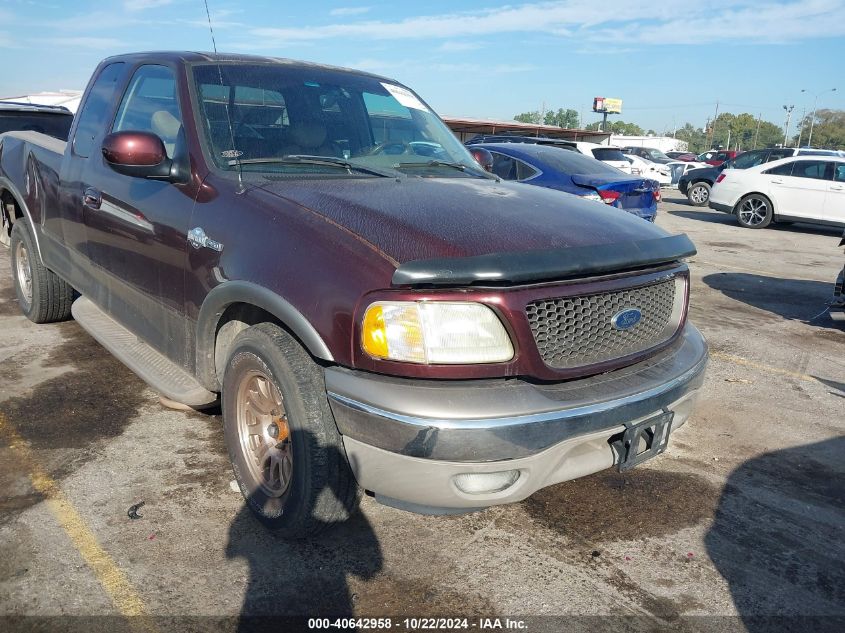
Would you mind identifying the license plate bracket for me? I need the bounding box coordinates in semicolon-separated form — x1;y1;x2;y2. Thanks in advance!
612;411;674;472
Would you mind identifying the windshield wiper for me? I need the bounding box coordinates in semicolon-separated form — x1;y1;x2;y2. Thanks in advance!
227;155;391;177
395;160;467;172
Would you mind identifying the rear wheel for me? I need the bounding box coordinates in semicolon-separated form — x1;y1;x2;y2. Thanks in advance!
687;182;711;206
222;323;359;537
735;194;773;229
10;221;73;323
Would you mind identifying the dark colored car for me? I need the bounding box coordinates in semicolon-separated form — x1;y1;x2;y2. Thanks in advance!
622;146;674;164
473;142;661;221
0;52;706;536
465;134;577;151
679;147;840;206
832;230;845;324
696;150;739;166
0;102;73;141
666;151;698;162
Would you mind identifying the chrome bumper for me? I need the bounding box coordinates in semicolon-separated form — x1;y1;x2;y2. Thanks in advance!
326;324;708;463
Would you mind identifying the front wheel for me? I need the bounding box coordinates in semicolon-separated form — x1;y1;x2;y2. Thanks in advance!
735;193;773;229
687;182;711;206
222;323;360;537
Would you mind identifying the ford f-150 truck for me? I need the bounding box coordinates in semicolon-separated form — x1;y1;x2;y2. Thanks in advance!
0;52;707;538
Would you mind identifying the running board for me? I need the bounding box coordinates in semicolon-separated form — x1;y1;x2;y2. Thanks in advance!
71;296;217;406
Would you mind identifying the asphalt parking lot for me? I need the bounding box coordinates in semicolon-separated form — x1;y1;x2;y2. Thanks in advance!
0;195;843;632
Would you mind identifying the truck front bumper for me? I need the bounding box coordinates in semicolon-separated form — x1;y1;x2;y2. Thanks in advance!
326;324;708;512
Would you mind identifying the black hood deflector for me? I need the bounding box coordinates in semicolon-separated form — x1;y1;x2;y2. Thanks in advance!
392;233;697;287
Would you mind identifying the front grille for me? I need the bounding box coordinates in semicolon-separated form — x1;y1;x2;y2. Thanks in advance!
526;278;681;370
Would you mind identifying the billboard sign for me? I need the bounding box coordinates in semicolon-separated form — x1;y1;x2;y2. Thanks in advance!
593;97;623;114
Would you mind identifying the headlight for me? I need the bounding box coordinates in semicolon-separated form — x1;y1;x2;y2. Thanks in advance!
361;301;514;364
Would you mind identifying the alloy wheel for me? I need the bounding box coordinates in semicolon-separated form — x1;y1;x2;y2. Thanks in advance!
14;240;33;309
738;197;769;226
235;369;293;497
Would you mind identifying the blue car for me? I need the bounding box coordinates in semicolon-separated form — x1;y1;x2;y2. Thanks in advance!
472;142;661;222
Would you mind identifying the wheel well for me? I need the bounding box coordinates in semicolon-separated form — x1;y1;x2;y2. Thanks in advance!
1;189;22;242
212;302;323;386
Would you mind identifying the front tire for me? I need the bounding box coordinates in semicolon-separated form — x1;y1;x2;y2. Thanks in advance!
687;182;711;206
222;323;360;537
10;221;73;323
735;193;773;229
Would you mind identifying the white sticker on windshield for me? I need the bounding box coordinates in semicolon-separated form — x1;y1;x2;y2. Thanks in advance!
381;82;429;112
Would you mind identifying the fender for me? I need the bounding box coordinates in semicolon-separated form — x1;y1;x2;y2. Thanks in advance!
0;175;44;261
195;280;335;387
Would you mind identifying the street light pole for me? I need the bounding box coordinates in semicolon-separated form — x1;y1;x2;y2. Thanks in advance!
782;105;794;147
805;87;837;147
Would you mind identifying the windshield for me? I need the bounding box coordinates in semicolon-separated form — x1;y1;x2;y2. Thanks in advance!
643;148;671;161
191;63;482;177
591;147;627;162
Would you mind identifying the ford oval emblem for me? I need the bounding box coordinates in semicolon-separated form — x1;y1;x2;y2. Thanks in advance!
612;308;642;330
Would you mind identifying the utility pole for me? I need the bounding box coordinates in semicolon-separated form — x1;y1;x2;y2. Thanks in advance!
806;87;837;147
753;113;761;149
782;104;794;147
708;100;719;148
796;107;806;148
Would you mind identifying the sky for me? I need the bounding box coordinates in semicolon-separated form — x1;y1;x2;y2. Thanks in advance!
1;0;844;132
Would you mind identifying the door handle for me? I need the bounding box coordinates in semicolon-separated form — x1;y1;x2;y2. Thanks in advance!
770;178;784;184
831;185;844;191
82;188;102;209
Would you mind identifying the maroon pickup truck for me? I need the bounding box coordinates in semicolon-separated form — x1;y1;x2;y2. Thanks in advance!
0;52;707;537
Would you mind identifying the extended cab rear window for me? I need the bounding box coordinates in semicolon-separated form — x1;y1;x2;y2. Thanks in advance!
0;112;73;141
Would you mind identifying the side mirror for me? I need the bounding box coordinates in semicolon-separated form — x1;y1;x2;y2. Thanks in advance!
102;131;184;182
468;147;494;172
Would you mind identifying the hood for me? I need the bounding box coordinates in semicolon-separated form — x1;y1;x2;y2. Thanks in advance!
256;176;671;266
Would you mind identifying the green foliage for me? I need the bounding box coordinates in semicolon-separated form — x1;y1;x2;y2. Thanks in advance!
675;123;706;153
794;109;845;149
543;108;580;128
513;111;542;124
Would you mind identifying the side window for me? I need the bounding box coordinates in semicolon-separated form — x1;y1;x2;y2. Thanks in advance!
764;162;795;176
834;163;845;182
732;151;766;169
790;160;832;180
490;152;518;180
768;149;792;162
516;159;539;180
113;65;182;158
72;62;125;158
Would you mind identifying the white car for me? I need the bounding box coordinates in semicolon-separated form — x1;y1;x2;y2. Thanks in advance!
624;154;671;185
571;141;632;174
709;156;845;229
666;160;709;190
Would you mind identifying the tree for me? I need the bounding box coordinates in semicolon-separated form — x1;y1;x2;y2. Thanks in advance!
675;123;706;153
584;119;642;134
543;108;580;128
513;111;542;124
794;109;845;149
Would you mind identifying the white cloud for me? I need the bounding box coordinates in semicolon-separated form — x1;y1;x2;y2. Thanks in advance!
250;0;845;44
436;41;484;52
329;6;371;17
123;0;173;11
39;36;126;50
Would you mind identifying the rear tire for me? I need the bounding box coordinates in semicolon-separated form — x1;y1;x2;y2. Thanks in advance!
735;193;773;229
10;221;73;323
687;182;711;206
222;322;360;538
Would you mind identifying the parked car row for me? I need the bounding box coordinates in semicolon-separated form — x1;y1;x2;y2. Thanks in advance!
709;155;845;229
679;146;841;207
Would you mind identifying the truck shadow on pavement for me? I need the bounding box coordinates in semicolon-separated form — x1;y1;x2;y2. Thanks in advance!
702;272;836;327
225;434;381;630
705;437;845;633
